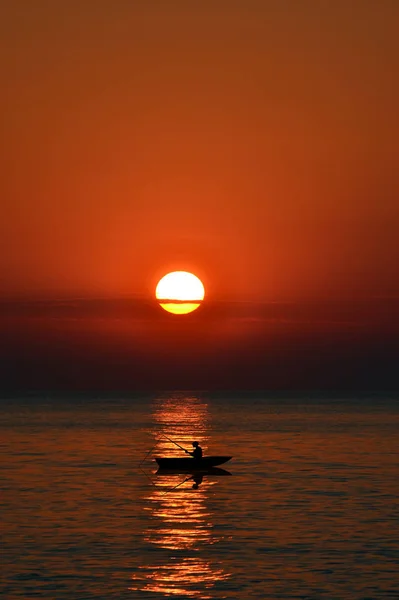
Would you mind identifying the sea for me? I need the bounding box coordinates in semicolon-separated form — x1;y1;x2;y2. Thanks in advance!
1;392;398;599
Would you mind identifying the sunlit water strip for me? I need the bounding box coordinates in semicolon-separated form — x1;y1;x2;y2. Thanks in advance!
130;393;231;597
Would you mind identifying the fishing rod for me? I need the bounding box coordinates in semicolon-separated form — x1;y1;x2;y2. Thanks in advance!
161;433;191;455
139;466;157;487
138;440;159;467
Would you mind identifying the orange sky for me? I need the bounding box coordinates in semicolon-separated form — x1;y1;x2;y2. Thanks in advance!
1;1;398;300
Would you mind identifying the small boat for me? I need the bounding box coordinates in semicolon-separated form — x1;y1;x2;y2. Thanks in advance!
155;456;232;470
156;466;232;476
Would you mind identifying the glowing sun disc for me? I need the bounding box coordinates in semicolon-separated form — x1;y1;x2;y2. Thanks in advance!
156;271;205;315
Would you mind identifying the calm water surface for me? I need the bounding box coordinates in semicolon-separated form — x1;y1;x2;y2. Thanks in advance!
1;393;398;599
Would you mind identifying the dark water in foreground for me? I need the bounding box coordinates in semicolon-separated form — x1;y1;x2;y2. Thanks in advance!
1;393;398;599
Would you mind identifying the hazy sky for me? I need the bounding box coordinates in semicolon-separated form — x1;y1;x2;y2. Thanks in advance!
1;1;398;300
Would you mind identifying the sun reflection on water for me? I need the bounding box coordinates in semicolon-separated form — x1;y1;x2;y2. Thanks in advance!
130;394;230;597
132;558;228;598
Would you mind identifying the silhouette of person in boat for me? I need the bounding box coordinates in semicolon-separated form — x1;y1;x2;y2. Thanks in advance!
188;441;203;460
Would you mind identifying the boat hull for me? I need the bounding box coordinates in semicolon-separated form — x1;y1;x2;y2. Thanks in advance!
155;456;232;470
156;466;232;476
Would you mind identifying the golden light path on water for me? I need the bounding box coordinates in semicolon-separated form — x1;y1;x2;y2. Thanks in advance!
130;394;231;597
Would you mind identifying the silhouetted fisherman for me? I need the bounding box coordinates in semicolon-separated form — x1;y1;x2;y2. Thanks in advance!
189;441;203;459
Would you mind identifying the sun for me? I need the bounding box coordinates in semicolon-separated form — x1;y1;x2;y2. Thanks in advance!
155;271;205;315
